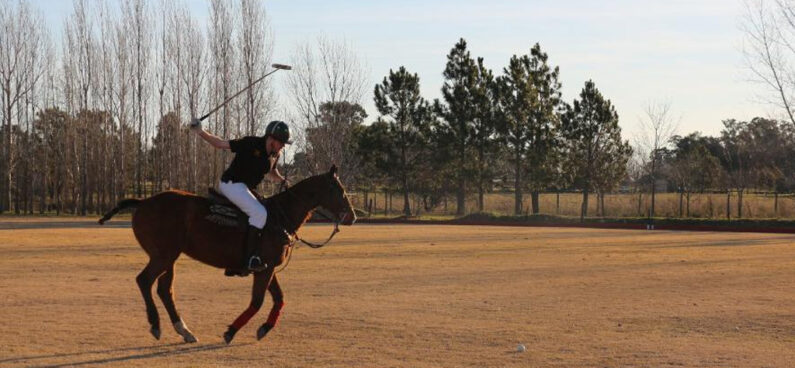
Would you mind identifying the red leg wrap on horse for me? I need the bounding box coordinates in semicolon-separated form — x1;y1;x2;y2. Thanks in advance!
266;301;285;326
231;306;258;330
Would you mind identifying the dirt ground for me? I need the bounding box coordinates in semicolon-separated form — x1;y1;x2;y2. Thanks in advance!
1;221;794;367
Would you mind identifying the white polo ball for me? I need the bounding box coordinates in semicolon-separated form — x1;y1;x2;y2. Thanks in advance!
516;344;526;352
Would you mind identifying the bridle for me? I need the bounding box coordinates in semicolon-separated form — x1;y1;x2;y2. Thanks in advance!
295;208;341;249
271;177;345;249
269;177;346;273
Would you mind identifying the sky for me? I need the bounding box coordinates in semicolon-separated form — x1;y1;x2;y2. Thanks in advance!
37;0;772;140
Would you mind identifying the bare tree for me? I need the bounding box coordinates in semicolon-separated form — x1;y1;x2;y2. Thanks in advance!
120;0;152;197
237;0;274;136
163;3;189;190
635;100;678;218
19;4;48;213
286;35;369;183
95;0;115;210
180;13;207;192
742;0;795;125
112;7;135;200
63;0;100;214
0;0;48;212
153;0;181;191
35;23;57;213
209;0;238;184
65;0;95;112
0;0;375;212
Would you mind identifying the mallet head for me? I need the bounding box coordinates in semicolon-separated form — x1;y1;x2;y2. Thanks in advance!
272;63;292;70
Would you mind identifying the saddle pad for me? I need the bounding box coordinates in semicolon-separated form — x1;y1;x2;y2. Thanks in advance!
206;203;247;229
204;188;270;230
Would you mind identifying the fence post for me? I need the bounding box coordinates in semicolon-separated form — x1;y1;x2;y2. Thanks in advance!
556;191;560;215
726;191;731;221
678;189;683;218
601;192;606;217
686;192;690;218
637;192;642;216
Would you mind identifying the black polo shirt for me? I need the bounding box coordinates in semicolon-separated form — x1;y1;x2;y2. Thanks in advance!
221;136;277;189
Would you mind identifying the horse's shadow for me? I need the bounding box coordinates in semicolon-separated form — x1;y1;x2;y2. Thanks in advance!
3;341;251;367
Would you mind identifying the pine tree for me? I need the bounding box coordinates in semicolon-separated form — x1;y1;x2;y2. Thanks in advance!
495;45;561;215
435;38;477;215
374;66;433;216
560;80;632;219
471;57;499;212
525;43;563;214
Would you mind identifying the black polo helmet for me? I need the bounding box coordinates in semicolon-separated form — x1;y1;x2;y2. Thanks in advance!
265;120;292;144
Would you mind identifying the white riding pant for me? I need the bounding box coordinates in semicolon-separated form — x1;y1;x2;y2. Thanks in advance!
218;180;267;229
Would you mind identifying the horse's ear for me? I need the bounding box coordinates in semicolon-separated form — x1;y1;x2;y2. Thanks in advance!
329;165;338;176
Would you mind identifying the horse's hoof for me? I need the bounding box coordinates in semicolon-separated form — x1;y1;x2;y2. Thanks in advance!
223;326;237;344
150;327;161;340
256;323;273;340
174;320;198;343
183;334;198;343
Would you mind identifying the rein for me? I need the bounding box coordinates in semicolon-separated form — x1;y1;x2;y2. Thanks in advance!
295;209;340;249
269;180;341;274
270;177;342;249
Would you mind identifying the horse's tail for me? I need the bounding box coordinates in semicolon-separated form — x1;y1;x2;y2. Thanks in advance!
98;198;141;225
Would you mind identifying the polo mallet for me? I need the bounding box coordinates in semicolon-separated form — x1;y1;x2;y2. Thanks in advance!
191;63;292;127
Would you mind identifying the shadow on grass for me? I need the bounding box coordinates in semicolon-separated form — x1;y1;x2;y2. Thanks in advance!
3;341;252;367
0;221;131;230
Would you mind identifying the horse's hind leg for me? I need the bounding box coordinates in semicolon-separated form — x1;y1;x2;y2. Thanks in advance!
157;265;197;343
136;259;167;340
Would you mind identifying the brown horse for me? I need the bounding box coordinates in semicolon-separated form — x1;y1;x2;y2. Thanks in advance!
98;165;356;344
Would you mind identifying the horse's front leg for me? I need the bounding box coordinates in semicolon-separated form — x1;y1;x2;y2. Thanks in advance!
223;269;273;344
257;274;285;340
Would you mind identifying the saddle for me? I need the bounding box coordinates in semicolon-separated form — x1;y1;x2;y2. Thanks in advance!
204;188;259;230
205;188;293;277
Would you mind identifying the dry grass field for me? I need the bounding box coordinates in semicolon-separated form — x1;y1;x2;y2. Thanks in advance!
352;192;795;219
1;220;795;367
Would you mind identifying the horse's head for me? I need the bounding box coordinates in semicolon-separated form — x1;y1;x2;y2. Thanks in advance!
317;165;356;226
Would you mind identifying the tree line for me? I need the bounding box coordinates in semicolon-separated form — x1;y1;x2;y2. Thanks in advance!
298;36;795;219
2;0;794;219
1;0;274;215
310;39;632;218
655;118;795;219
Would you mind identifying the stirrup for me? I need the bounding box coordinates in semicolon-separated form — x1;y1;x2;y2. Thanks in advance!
248;256;268;272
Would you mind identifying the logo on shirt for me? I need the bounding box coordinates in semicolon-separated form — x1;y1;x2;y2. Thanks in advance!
253;149;261;157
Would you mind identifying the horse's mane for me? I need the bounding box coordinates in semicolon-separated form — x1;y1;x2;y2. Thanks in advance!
265;172;332;231
269;172;329;204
